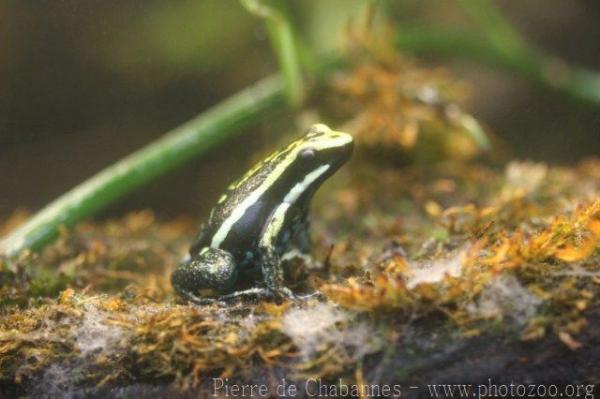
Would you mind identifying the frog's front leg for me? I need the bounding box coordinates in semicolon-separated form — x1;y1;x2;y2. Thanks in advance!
257;204;298;299
292;214;312;254
259;243;323;302
216;287;273;302
281;215;314;265
258;245;295;299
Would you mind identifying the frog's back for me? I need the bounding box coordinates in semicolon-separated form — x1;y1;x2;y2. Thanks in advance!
190;153;285;257
188;124;353;263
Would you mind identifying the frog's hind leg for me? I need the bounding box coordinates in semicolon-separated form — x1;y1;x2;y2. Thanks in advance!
171;247;238;306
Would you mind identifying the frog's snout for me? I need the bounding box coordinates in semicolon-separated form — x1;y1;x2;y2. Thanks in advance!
327;131;354;167
340;132;354;159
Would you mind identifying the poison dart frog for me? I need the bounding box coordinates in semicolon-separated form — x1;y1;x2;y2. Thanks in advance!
171;123;353;304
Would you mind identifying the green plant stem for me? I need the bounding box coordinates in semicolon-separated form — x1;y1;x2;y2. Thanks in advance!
457;0;600;105
395;27;600;106
240;0;305;106
457;0;531;58
267;20;304;105
0;75;285;261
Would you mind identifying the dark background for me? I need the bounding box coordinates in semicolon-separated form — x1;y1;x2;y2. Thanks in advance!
1;0;599;220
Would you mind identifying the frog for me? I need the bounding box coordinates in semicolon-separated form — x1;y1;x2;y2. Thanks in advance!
171;123;353;304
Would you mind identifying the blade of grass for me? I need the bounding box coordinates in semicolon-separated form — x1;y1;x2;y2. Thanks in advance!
458;0;600;105
457;0;531;58
0;75;284;261
241;0;305;106
395;27;600;106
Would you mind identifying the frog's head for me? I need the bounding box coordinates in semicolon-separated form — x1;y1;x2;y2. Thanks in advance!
262;123;353;203
279;123;353;187
297;123;354;171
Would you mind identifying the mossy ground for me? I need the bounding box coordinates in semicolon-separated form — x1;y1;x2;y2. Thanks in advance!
1;40;599;396
1;158;598;396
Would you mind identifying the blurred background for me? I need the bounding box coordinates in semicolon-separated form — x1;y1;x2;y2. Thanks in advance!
1;0;599;220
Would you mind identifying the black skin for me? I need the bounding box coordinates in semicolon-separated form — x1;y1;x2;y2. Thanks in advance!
171;125;353;305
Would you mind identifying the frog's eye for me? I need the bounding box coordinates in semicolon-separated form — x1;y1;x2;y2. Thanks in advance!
300;147;316;160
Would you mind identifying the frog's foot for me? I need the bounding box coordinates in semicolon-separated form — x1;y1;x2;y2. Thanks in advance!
217;287;273;303
217;287;323;304
295;291;325;301
176;289;227;306
175;287;271;306
281;249;312;264
270;286;295;300
269;287;325;302
179;287;324;306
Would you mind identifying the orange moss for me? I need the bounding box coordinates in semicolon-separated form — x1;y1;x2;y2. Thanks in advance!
327;28;487;163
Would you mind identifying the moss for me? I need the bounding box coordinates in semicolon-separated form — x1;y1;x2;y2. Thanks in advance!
1;158;597;394
1;41;599;394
